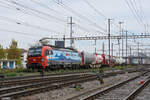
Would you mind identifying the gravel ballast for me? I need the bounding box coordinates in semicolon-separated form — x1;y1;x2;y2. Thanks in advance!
18;72;140;100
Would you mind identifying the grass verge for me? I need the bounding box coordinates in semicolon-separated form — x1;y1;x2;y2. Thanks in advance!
0;65;136;78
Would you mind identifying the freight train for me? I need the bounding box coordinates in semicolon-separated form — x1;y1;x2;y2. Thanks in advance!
26;45;116;70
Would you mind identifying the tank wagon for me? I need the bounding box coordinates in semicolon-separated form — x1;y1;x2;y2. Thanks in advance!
26;45;96;70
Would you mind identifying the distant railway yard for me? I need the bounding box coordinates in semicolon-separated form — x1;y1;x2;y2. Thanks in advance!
0;65;149;100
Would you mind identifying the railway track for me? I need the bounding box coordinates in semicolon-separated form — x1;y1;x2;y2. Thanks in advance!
0;74;97;99
0;66;148;99
0;65;146;82
0;70;142;99
0;66;147;88
125;75;150;100
82;71;149;100
0;73;96;88
0;71;96;81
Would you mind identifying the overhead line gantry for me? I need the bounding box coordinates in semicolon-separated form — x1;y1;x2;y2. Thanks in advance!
40;34;150;41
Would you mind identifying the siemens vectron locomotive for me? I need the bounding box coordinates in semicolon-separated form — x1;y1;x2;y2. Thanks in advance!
26;45;96;70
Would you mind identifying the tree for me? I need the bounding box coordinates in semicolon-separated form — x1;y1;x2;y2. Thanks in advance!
7;39;21;65
0;44;5;59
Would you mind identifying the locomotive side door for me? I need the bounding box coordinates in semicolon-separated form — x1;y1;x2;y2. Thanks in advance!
48;50;53;61
46;50;53;65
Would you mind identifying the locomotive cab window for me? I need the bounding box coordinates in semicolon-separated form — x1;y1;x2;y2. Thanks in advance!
49;50;53;55
45;50;53;56
45;50;49;56
28;47;42;57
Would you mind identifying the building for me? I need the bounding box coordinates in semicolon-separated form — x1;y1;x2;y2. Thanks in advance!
20;49;28;68
0;59;16;69
0;48;28;69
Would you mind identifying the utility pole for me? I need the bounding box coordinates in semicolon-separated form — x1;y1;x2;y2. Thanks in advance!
102;42;105;54
94;39;97;54
122;30;124;57
111;43;113;57
130;46;132;56
138;42;140;64
119;21;124;58
68;17;74;69
68;17;75;48
117;38;120;58
108;19;112;65
126;31;128;65
63;35;65;47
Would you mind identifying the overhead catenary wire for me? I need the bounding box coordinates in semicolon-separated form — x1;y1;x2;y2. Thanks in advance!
29;0;100;34
0;16;62;34
129;0;145;25
124;0;145;32
30;0;107;35
0;1;15;10
133;0;148;31
82;0;107;19
138;0;149;33
0;1;64;26
30;0;67;17
0;0;70;36
0;0;145;43
138;0;145;22
0;2;97;38
2;0;100;35
53;0;107;33
5;0;66;23
82;0;125;36
0;1;20;10
0;28;42;38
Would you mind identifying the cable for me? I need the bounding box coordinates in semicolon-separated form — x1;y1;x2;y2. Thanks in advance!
83;0;107;19
138;0;145;21
0;0;68;32
30;0;105;34
82;0;125;36
0;16;62;33
30;0;66;17
0;28;42;38
125;0;145;31
53;0;107;32
30;0;107;35
7;0;100;34
125;0;141;25
0;1;103;37
77;24;106;35
5;0;66;23
138;0;149;33
0;1;19;10
0;1;58;23
129;0;144;25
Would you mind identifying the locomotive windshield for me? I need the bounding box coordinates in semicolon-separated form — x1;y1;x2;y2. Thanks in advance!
28;47;42;57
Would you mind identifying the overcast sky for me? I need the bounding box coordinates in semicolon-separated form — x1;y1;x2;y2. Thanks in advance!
0;0;149;55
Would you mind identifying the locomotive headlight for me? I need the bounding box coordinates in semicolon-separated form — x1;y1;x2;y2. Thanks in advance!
41;58;44;62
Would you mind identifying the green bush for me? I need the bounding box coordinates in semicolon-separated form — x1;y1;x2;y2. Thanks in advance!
98;68;104;73
6;72;17;77
18;73;24;76
75;86;81;91
15;67;33;73
15;67;24;73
